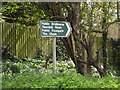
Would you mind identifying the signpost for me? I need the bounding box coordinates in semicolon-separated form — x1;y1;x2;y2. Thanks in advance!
40;21;72;73
40;21;72;37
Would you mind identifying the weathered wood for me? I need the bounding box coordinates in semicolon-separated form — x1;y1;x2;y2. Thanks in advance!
2;23;52;59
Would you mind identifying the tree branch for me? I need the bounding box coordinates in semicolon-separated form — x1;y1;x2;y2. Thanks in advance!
91;19;119;33
79;59;89;65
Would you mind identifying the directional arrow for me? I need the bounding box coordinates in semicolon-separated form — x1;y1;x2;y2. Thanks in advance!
65;22;73;37
40;21;72;37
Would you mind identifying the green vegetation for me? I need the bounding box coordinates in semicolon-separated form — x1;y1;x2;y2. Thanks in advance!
2;60;120;88
2;59;75;74
1;2;120;77
2;72;119;88
1;2;120;89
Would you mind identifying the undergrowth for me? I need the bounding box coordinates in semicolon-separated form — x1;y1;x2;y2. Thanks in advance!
1;59;120;88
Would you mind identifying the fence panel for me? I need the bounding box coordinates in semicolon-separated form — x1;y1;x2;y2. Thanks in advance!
2;23;52;59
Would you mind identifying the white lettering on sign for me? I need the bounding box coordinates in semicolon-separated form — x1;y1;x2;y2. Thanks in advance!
51;23;64;26
43;32;48;35
49;33;57;36
42;29;50;32
55;26;62;29
42;25;53;29
41;22;50;25
52;29;64;32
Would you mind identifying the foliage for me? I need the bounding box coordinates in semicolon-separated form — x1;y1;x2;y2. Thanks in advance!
1;2;50;26
1;2;120;77
56;38;69;61
2;59;75;75
2;58;120;88
2;70;119;88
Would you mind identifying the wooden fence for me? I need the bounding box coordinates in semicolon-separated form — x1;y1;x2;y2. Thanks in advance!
2;22;119;60
2;23;53;58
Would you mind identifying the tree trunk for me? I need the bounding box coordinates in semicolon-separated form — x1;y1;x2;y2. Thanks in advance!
87;48;106;77
102;2;108;71
0;2;2;61
102;31;107;71
92;60;106;77
50;2;84;75
69;3;84;75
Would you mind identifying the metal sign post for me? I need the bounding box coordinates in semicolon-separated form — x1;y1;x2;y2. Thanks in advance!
40;21;72;73
53;37;56;73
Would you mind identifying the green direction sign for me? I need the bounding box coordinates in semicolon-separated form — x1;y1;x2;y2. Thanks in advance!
40;21;72;37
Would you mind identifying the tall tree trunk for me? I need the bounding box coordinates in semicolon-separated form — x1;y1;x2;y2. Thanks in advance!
117;1;120;41
86;2;93;76
102;31;107;71
50;2;84;75
63;3;84;75
102;2;108;71
0;2;2;61
117;1;119;20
